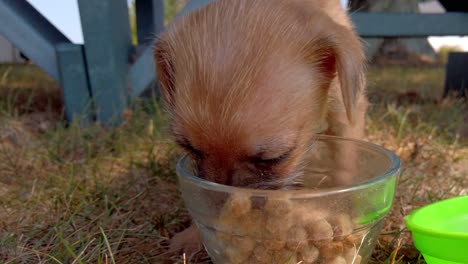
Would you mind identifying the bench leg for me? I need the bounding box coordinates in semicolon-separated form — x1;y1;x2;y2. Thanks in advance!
56;43;93;125
443;52;468;99
77;0;133;126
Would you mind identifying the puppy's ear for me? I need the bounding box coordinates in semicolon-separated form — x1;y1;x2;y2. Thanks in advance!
306;23;366;124
154;37;176;106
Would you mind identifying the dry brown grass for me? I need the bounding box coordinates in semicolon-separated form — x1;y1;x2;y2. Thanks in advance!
366;66;467;264
0;64;466;264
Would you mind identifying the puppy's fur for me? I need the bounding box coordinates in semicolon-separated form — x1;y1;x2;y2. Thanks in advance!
154;0;368;256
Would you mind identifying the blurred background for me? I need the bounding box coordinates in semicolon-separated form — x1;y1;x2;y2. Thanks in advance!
2;0;467;62
0;0;466;263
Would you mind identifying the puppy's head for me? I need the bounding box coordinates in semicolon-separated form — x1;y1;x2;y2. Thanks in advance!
154;0;365;188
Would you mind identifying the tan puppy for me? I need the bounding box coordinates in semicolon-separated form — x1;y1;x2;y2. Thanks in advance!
154;0;368;257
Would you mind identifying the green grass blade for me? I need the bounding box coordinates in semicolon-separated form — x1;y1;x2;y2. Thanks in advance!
99;227;116;264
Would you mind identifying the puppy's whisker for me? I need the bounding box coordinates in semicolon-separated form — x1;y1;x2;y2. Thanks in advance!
317;175;329;186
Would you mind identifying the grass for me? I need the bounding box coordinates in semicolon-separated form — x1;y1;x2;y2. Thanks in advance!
365;66;467;263
0;63;466;263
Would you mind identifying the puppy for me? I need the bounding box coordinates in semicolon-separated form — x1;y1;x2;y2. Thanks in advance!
154;0;368;257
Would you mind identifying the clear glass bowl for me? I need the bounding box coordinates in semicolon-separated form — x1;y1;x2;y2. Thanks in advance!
176;135;401;264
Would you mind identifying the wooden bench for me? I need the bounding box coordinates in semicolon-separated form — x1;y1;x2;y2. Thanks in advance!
438;0;468;98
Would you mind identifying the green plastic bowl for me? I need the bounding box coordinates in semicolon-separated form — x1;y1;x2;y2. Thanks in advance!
405;195;468;264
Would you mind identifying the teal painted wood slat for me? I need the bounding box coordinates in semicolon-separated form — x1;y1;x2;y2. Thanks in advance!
136;0;164;45
351;13;468;37
170;2;468;38
56;43;93;125
130;47;155;98
130;0;212;98
128;0;164;97
175;0;211;19
0;0;70;81
77;0;132;126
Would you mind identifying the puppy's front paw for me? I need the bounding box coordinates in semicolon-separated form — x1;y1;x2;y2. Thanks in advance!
170;224;204;260
334;168;356;186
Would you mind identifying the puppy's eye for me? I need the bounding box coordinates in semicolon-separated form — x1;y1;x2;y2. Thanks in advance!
176;139;203;158
250;149;293;167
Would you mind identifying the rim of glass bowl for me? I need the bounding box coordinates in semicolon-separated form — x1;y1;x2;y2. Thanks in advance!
176;135;401;199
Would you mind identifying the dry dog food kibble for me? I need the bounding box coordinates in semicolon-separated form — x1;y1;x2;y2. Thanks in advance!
215;193;363;264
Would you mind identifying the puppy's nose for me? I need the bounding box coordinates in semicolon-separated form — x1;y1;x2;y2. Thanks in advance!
197;166;234;186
